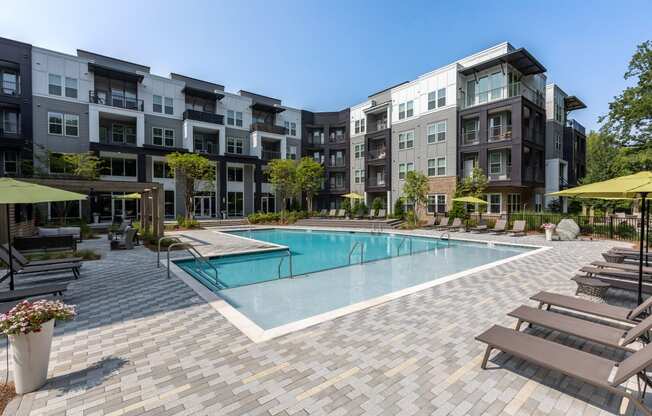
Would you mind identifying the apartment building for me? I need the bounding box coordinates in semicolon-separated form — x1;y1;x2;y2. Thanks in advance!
0;36;587;221
544;83;587;211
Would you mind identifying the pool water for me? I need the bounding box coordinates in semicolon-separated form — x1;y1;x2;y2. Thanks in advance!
175;228;533;330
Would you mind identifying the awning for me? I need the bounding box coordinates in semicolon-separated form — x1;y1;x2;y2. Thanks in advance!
87;62;143;83
182;86;224;101
251;102;285;113
460;48;546;76
564;96;587;111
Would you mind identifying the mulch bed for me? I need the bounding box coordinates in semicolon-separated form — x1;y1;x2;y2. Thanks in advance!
0;383;16;414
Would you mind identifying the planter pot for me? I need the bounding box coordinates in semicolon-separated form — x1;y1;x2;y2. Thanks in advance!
93;214;100;224
9;319;54;394
545;228;554;241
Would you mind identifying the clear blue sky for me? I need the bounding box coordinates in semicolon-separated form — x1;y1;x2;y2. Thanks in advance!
2;0;651;131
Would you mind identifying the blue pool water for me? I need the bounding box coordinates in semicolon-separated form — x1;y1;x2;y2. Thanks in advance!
175;229;533;330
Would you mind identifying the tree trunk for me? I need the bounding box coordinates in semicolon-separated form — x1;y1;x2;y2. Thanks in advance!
185;178;194;220
306;195;313;213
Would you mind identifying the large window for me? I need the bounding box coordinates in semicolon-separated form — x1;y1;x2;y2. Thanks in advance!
152;127;175;147
64;115;79;137
48;112;63;135
1;68;19;95
226;136;244;154
2;151;18;175
398;131;414;150
427;194;446;214
427;120;446;143
48;201;79;220
65;77;78;98
48;74;62;96
164;190;175;219
427;88;447;110
227;192;244;216
427;158;446;176
100;157;137;177
111;124;136;145
227;166;243;182
354;169;365;184
49;153;75;174
398;162;414;180
1;109;19;134
398;100;414;120
48;113;78;137
507;193;521;213
354;143;365;159
153;161;173;178
153;95;173;114
486;193;501;214
227;110;243;127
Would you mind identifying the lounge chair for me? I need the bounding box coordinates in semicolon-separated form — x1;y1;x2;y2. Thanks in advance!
368;209;377;219
0;283;69;303
508;220;526;236
440;218;462;231
490;219;507;234
610;248;652;261
508;305;652;353
0;249;80;280
421;216;436;228
376;209;386;219
476;325;652;416
469;220;489;233
530;291;652;324
109;221;130;241
318;209;328;217
433;217;449;230
337;209;346;218
1;244;82;267
580;265;650;281
328;209;337;217
112;227;136;250
591;260;652;275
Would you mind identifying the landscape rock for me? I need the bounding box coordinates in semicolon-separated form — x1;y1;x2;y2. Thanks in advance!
555;218;580;240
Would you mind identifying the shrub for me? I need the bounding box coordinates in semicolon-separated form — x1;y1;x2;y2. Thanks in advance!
248;211;310;225
355;202;369;218
175;215;200;229
74;249;101;261
0;300;76;335
372;197;384;211
393;198;405;219
341;199;351;217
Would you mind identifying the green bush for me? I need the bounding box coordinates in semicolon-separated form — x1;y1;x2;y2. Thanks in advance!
371;197;384;211
616;223;637;239
393;198;405;219
247;211;310;225
355;202;369;218
341;199;351;217
175;215;200;229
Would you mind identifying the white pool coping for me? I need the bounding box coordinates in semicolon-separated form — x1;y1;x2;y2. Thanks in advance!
165;227;551;343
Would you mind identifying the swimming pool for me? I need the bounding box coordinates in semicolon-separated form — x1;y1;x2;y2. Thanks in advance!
174;229;537;335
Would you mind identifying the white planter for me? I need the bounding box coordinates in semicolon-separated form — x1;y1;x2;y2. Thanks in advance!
9;319;54;394
545;228;554;241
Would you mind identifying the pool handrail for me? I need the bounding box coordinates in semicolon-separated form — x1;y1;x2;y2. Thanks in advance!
397;237;413;256
348;242;364;265
439;232;451;246
164;240;222;289
277;249;293;279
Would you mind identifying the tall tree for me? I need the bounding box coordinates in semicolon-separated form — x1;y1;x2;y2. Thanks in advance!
267;159;298;219
61;153;102;179
402;171;429;219
600;40;652;156
452;167;488;217
296;157;324;212
166;152;215;219
583;131;627;184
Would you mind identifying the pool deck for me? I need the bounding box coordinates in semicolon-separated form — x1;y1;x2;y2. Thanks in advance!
4;227;645;416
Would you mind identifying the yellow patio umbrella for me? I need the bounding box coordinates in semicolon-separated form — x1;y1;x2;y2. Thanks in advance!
451;196;488;205
342;192;364;200
549;171;652;304
112;192;141;200
0;178;87;291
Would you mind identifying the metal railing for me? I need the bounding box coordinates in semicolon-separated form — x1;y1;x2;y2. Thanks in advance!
462;130;479;145
277;249;293;279
89;91;144;111
396;237;413;256
461;82;545;109
439;232;450;246
367;148;387;160
488;165;512;182
158;236;222;288
250;123;288;135
488;126;513;142
348;242;364;265
1;80;19;96
183;109;224;125
262;150;282;160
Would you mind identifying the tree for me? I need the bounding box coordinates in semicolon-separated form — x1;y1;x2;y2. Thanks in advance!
600;40;652;155
267;159;299;220
61;153;102;179
166;152;215;219
452;167;488;217
296;157;324;212
583;131;627;185
402;171;429;220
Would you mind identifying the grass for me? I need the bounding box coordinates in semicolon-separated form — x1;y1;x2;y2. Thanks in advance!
26;249;101;262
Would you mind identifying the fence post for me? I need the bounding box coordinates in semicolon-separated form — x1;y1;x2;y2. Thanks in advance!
609;216;614;240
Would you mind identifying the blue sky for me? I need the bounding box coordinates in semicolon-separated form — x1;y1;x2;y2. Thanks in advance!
2;0;651;131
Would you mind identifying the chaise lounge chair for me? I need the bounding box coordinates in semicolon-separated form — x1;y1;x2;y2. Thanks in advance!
439;218;462;231
376;209;386;219
0;283;69;303
530;291;652;325
0;249;81;280
469;220;489;233
337;209;346;218
591;260;652;275
433;217;450;230
580;265;651;281
421;216;437;228
508;305;652;353
318;209;328;217
328;209;337;218
489;219;507;234
476;325;652;416
508;220;526;236
1;244;82;267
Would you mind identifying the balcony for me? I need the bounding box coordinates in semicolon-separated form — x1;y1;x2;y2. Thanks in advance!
367;175;386;188
183;109;224;125
488;125;513;142
1;79;19;96
89;91;143;111
262;150;281;161
367;148;387;160
461;82;545;109
329;158;345;168
328;134;346;144
251;123;288;135
488;165;512;182
462;130;479;146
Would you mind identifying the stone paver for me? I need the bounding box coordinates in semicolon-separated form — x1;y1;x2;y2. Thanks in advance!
3;227;646;415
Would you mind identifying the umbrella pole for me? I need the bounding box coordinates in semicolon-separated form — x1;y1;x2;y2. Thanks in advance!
639;193;648;305
646;199;650;267
5;205;14;291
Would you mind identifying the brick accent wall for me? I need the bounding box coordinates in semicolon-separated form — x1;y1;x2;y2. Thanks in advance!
427;176;457;209
0;205;36;244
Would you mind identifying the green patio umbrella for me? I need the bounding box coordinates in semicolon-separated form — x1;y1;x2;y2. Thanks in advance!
112;193;141;200
549;171;652;303
0;178;87;291
451;196;488;205
342;192;364;200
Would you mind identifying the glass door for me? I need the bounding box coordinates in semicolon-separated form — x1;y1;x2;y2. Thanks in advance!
194;196;212;218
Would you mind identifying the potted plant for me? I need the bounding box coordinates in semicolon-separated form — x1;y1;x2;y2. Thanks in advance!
0;300;76;394
541;223;556;241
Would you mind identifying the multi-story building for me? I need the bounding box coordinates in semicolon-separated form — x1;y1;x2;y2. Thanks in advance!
544;84;587;211
0;37;32;177
0;36;587;221
302;109;350;210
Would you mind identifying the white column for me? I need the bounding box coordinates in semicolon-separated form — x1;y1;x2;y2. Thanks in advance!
136;113;145;147
88;106;100;143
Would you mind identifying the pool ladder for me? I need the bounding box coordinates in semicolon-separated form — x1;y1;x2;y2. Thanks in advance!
277;249;293;279
371;223;384;234
439;232;451;246
396;237;413;256
348;242;365;265
157;236;223;289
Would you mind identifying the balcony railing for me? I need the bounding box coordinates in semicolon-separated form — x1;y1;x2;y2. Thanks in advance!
251;123;288;135
328;134;346;144
461;82;545;109
0;126;20;137
329;183;347;191
367;176;386;187
329;158;345;168
367;148;387;160
183;109;224;125
488;165;512;182
89;91;143;111
488;125;513;142
308;136;325;145
462;130;479;145
262;150;281;161
1;80;19;96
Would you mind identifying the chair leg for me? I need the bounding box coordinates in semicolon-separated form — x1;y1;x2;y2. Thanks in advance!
515;319;523;331
481;346;493;369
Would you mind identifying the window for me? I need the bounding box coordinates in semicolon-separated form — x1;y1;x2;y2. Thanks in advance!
227;166;243;182
354;169;365;184
398;162;414;180
48;74;62;96
555;134;561;151
354;120;360;134
226;136;244;154
507;193;521;213
398;101;413;119
427;120;446;143
153;161;173;178
112;125;124;143
427;158;446;176
427;194;446;214
227;110;234;125
486;194;501;214
535;193;543;213
3;152;18;175
437;88;446;107
287;145;297;160
164;97;173;115
360;118;365;132
354;143;365;159
284;121;289;133
1;69;19;95
427;91;437;110
290;122;296;136
101;157;137;177
48;112;63;135
489;152;502;175
398;103;405;120
164;190;175;219
227;192;244;216
65;77;78;98
235;112;243;127
398;131;414;150
164;129;174;147
152;127;163;146
1;109;19;134
153;95;162;113
64;115;79;137
49;153;74;174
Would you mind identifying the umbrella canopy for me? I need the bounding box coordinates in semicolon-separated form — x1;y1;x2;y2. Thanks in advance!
0;178;87;291
548;171;652;304
342;192;364;200
112;192;141;200
452;196;488;205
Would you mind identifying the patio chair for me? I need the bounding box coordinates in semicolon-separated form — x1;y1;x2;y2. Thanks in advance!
508;220;526;236
580;265;650;281
490;219;507;234
433;217;450;230
1;244;82;267
421;216;437;228
476;325;652;416
508;305;652;353
369;209;377;219
328;209;337;218
0;249;80;280
0;283;69;303
469;220;489;233
530;291;652;325
376;209;386;218
609;248;652;261
440;218;462;231
112;227;136;250
318;209;328;217
108;221;130;241
591;261;652;275
337;209;346;218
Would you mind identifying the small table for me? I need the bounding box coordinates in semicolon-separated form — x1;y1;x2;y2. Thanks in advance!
572;276;610;303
